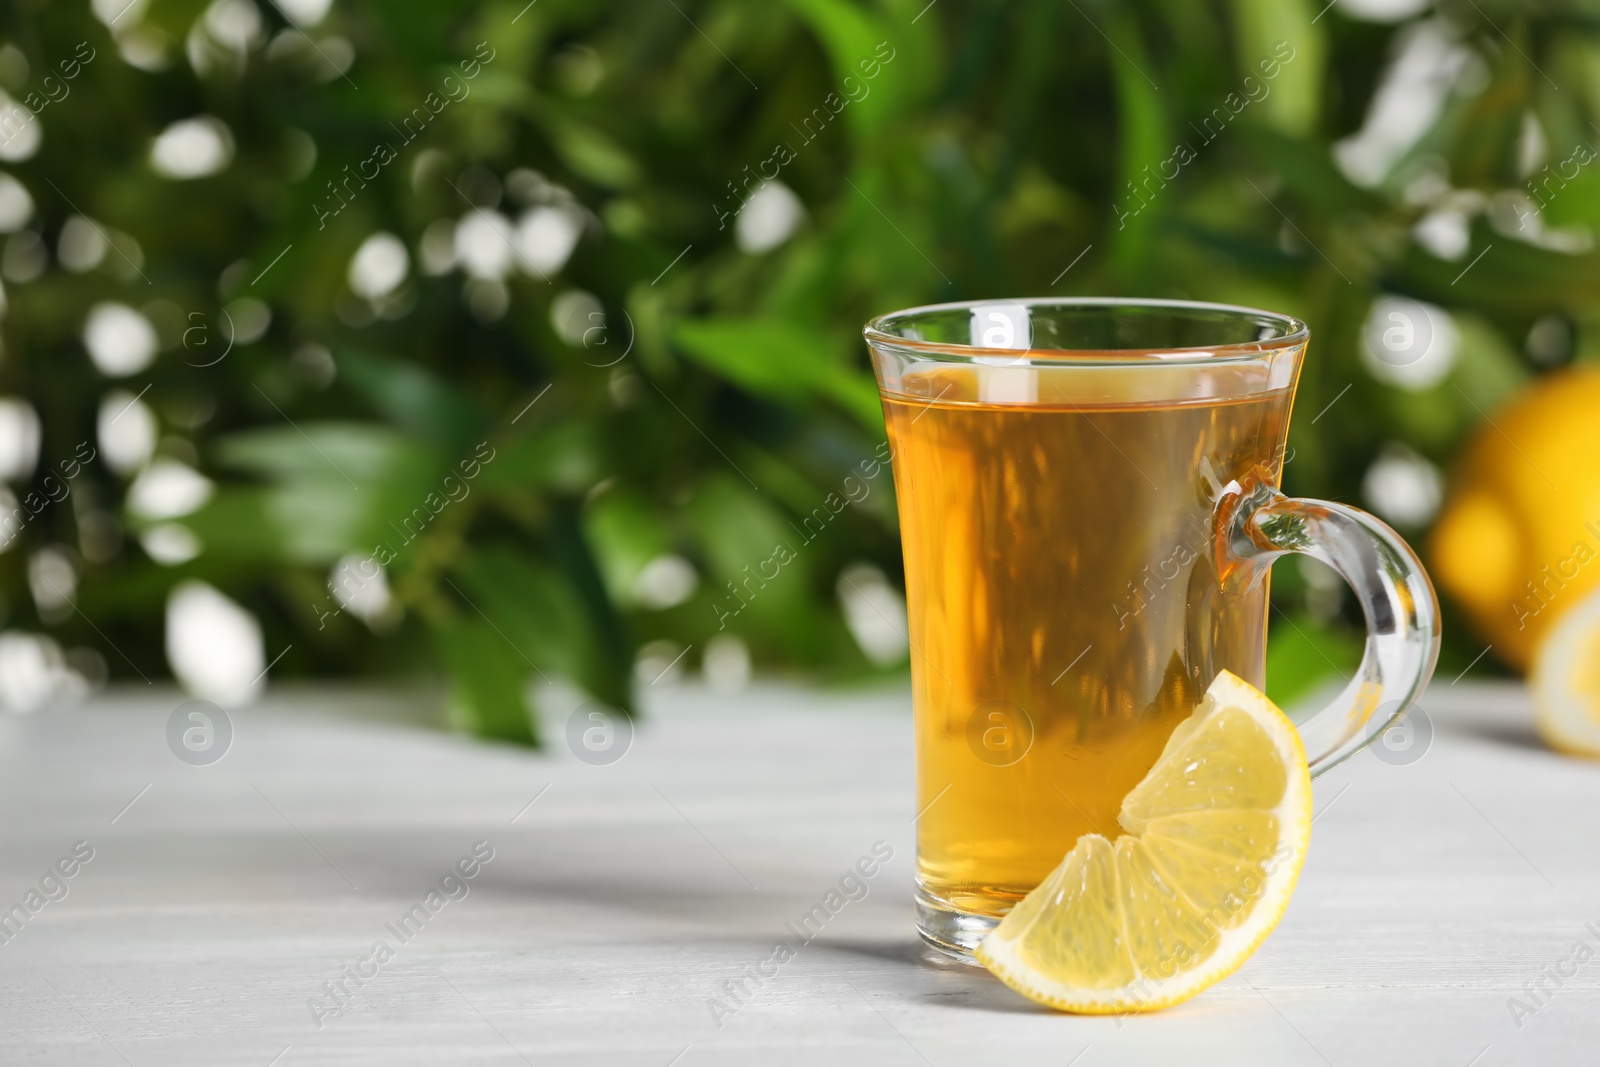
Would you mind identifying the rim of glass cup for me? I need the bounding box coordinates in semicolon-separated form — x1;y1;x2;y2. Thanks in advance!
863;296;1309;367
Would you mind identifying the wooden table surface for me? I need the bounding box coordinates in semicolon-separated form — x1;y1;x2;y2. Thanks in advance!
0;679;1595;1066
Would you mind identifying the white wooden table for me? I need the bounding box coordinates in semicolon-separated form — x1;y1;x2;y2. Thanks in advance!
1;679;1595;1066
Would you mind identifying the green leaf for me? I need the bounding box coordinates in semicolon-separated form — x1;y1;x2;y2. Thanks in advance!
672;316;882;428
782;0;912;137
685;474;810;614
1239;127;1384;215
583;488;674;602
204;424;448;565
175;490;285;562
1108;11;1167;276
455;548;588;676
215;423;431;487
1532;165;1600;228
476;422;604;494
1393;217;1600;311
1265;612;1362;711
545;502;635;711
434;618;538;745
1444;44;1530;189
547;117;641;188
1227;0;1323;136
453;538;631;714
271;483;392;565
337;351;486;448
1449;311;1531;413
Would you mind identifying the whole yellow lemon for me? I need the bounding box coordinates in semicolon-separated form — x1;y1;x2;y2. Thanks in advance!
1430;367;1600;673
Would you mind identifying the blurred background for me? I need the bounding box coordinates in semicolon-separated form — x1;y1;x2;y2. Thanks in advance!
0;0;1590;743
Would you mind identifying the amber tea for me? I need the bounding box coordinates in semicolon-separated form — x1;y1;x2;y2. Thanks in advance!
884;374;1291;919
868;298;1440;957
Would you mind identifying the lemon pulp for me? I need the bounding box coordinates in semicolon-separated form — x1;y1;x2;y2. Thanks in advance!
975;670;1313;1013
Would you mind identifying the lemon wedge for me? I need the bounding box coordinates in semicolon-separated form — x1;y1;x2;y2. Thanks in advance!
1532;587;1600;757
974;670;1313;1013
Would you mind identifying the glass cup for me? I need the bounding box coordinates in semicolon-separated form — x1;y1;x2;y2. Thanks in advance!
864;297;1440;958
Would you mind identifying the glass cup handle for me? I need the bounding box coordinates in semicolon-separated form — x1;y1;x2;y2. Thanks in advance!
1217;478;1442;777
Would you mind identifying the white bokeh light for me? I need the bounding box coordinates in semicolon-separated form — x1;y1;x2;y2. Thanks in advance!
0;486;20;554
703;634;751;693
227;296;271;345
118;27;172;72
4;231;46;283
1362;444;1444;528
28;546;76;621
127;459;214;520
1334;21;1474;188
0;92;41;163
1489;190;1594;255
166;580;265;706
418;218;457;275
634;639;689;686
633;554;697;610
550;289;602;347
1334;0;1434;21
1412;208;1469;261
329;553;393;626
0;631;86;713
150;116;235;180
93;0;149;27
736;181;804;254
141;523;201;564
837;562;909;666
314;37;355;81
59;215;109;272
84;302;159;376
0;397;41;482
276;0;334;26
348;232;409;300
204;0;263;52
1360;296;1458;391
454;211;515;280
0;172;33;232
98;390;158;475
515;206;582;276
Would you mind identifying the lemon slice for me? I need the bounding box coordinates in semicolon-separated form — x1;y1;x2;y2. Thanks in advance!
1532;587;1600;757
974;670;1313;1013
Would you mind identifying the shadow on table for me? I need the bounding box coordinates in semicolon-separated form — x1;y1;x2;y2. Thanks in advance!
1435;718;1548;755
816;938;1056;1015
1419;682;1556;757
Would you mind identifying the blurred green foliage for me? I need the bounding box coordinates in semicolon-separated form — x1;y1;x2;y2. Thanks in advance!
0;0;1587;737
